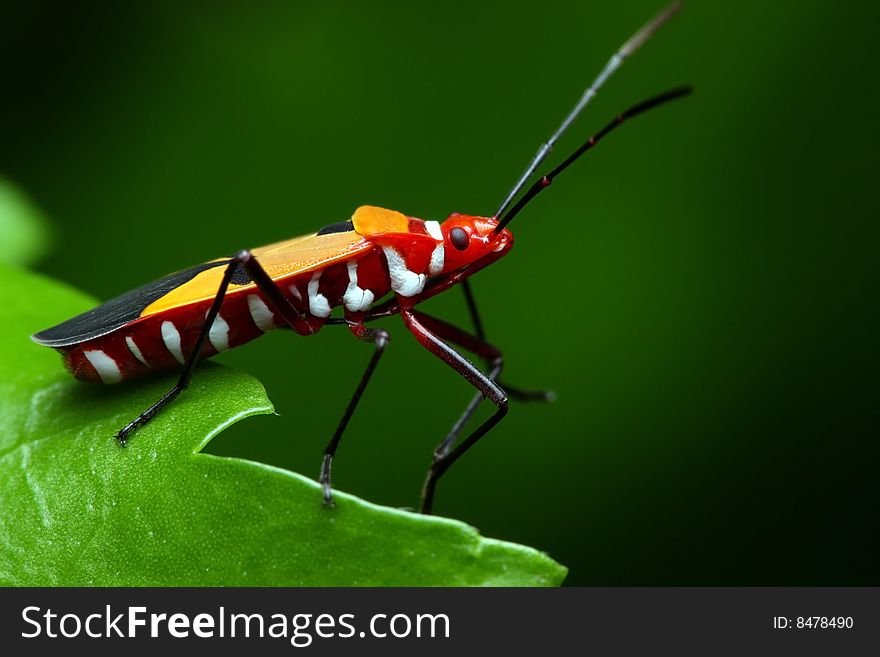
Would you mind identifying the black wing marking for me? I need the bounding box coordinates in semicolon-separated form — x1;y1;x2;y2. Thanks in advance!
31;260;229;348
315;219;354;235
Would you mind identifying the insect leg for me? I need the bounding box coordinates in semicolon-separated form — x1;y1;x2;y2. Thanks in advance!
460;279;553;402
398;308;508;515
237;251;312;333
115;253;247;445
115;250;312;445
423;281;553;474
319;322;390;507
241;254;393;507
409;310;503;465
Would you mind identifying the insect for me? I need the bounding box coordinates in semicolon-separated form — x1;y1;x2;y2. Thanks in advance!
32;3;689;514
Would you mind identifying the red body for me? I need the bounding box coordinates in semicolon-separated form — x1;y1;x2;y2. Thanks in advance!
55;213;513;384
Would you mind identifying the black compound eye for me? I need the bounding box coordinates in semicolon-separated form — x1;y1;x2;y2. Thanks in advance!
449;227;470;251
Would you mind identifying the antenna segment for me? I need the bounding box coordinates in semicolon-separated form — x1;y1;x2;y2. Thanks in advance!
493;2;682;220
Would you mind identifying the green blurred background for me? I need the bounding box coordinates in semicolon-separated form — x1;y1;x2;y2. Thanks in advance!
1;1;877;585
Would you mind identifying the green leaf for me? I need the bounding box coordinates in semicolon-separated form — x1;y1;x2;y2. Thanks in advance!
0;178;52;266
0;264;566;586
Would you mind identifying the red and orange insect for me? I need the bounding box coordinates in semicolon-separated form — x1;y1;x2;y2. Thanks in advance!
32;3;689;514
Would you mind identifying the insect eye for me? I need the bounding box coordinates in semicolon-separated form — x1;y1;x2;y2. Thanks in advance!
449;227;470;251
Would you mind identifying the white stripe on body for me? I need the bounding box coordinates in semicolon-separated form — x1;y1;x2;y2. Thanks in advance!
161;321;185;365
125;336;149;367
343;261;375;313
425;221;445;274
382;246;426;297
308;272;332;318
83;350;123;384
207;313;230;352
247;294;275;332
424;220;443;240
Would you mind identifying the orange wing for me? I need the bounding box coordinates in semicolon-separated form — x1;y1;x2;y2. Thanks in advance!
140;229;372;317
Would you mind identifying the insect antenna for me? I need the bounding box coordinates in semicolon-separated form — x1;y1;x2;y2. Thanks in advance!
493;1;682;221
494;85;692;233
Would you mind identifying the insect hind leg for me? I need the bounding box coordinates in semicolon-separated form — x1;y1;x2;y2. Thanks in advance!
115;249;313;446
115;252;248;445
461;280;554;404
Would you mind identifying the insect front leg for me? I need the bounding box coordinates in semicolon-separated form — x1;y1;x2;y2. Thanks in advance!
420;282;553;468
398;307;509;515
368;277;553;405
407;310;504;464
460;279;554;403
319;319;390;507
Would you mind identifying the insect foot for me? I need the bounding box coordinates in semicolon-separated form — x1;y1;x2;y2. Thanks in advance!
320;453;336;508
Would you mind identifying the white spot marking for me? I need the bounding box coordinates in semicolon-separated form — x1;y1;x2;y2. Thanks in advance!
425;220;443;241
247;294;275;332
308;271;332;318
343;261;375;312
288;285;302;302
161;321;185;365
207;312;230;352
428;243;445;275
424;220;445;274
382;246;426;297
83;350;123;384
125;336;149;367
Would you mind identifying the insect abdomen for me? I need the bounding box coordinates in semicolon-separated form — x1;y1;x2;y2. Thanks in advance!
53;253;394;383
55;290;272;383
